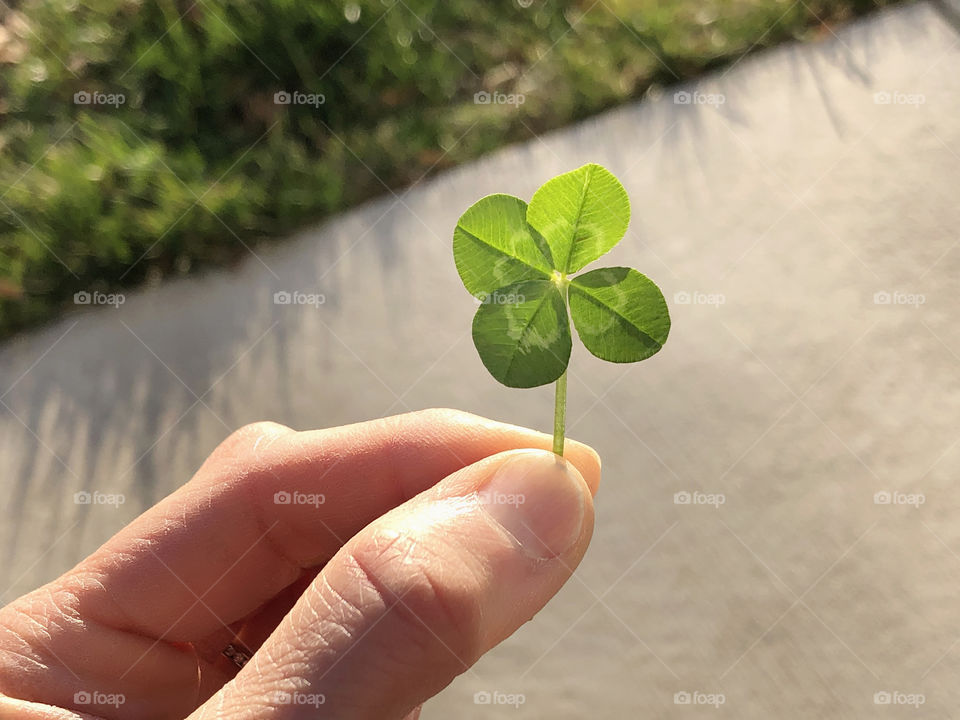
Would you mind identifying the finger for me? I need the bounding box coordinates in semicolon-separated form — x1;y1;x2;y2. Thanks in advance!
190;569;320;700
0;411;598;718
0;695;104;719
196;448;599;720
69;409;599;642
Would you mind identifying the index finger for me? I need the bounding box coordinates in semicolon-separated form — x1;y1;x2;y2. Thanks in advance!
69;409;601;642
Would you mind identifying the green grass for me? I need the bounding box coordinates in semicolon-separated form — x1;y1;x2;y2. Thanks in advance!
0;0;897;338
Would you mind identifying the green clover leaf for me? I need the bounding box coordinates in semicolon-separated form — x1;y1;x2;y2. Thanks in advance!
527;163;631;273
453;194;552;296
569;266;670;363
471;279;572;389
452;164;670;454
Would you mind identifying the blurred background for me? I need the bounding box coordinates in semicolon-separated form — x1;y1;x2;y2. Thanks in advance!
6;0;960;718
1;0;894;337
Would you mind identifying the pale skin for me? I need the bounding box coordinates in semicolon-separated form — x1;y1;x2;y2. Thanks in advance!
0;409;601;719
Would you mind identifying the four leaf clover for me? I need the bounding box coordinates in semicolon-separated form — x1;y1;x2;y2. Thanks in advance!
452;163;670;453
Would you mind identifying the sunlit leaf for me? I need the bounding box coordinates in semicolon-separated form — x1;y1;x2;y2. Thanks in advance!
526;163;630;273
453;164;668;402
569;266;670;362
453;193;552;297
471;279;571;388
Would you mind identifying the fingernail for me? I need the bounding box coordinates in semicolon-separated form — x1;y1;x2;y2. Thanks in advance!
478;449;588;559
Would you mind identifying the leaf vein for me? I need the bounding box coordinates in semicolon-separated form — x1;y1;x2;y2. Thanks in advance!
456;225;551;278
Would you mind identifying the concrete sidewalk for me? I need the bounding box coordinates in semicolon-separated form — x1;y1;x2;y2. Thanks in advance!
2;2;960;717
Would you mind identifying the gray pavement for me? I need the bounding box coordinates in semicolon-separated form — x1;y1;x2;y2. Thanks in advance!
2;2;960;717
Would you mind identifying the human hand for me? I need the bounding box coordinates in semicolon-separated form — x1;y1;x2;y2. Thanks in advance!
0;409;600;719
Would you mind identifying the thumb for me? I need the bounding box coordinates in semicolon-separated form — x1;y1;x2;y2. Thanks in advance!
194;447;599;720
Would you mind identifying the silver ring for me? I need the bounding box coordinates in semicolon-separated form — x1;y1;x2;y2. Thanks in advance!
222;641;253;669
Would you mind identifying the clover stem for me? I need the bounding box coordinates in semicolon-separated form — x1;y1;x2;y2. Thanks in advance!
553;370;567;456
